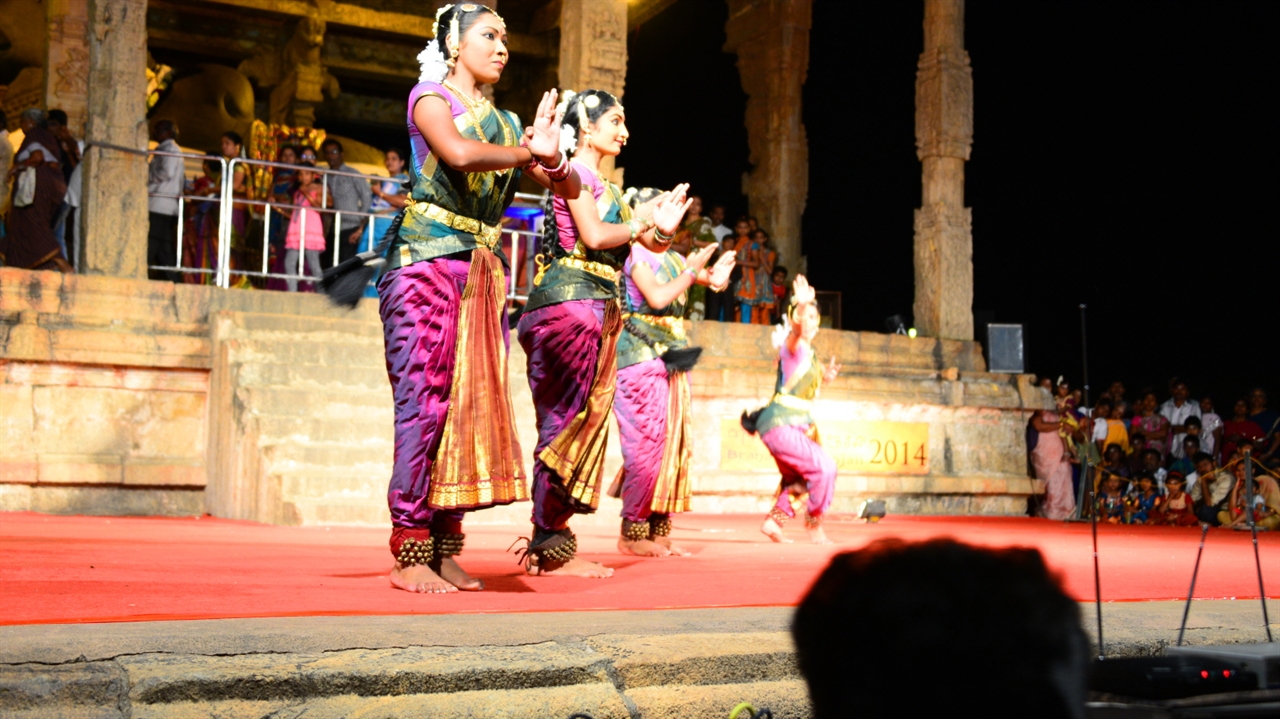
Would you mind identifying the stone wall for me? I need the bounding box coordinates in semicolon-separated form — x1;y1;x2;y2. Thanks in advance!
0;268;1049;523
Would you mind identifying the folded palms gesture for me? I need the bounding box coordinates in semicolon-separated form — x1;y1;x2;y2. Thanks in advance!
653;183;693;236
708;250;736;288
526;89;563;164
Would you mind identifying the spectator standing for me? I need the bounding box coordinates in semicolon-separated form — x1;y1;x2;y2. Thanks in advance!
263;145;300;291
283;162;328;292
770;265;789;324
146;120;183;282
220;131;252;288
671;195;716;320
1199;396;1223;460
1160;381;1201;460
1030;409;1075;519
708;203;731;242
320;138;371;267
1;109;70;272
1222;399;1265;462
1132;392;1171;460
370;147;410;242
0;110;13;225
703;235;737;321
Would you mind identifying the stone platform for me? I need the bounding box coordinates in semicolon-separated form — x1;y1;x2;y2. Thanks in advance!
1;603;1275;718
0;268;1049;525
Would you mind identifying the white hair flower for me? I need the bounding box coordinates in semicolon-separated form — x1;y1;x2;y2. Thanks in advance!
559;124;578;156
417;42;449;83
771;315;792;350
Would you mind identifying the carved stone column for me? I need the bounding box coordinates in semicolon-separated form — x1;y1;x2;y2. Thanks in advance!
913;0;974;340
79;0;148;279
45;0;91;136
558;0;627;179
724;0;812;277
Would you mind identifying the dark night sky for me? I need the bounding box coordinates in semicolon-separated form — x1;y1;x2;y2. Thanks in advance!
623;0;1278;409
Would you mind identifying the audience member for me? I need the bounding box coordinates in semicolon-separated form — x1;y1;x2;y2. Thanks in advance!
732;221;767;323
703;235;737;322
792;538;1087;719
283;162;328;292
1190;452;1232;525
1160;381;1201;460
1030;409;1075;519
1217;460;1280;530
265;145;300;290
708;203;731;242
1127;472;1160;524
45;109;82;262
1158;473;1199;526
146;120;183;282
319;138;370;266
1099;443;1129;480
1198;396;1223;459
1126;433;1148;476
298;145;318;163
1221;399;1265;461
1;109;71;272
672;195;716;320
1169;435;1200;478
1097;474;1125;523
770;265;788;324
1248;388;1280;469
370;147;410;243
1138;448;1168;494
1131;392;1171;459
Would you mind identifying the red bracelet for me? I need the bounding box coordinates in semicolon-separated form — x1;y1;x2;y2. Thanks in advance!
541;153;572;182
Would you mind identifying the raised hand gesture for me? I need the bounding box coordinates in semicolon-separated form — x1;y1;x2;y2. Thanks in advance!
632;191;671;223
526;89;563;165
653;183;693;237
822;355;841;383
791;274;816;306
708;249;736;288
684;244;718;275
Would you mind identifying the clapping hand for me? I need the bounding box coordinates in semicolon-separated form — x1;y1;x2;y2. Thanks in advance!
652;183;693;237
822;355;841;383
526;89;563;165
632;192;670;223
708;250;736;289
684;244;718;275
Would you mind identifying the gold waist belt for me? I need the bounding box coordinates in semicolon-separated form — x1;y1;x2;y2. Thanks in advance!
623;312;687;340
557;255;619;283
409;200;502;251
770;393;813;411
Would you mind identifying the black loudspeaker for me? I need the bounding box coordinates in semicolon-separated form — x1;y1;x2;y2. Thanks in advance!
986;323;1024;373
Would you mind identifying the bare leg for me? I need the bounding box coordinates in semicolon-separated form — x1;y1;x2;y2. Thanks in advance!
761;514;792;543
390;563;457;594
651;535;692;556
807;524;833;545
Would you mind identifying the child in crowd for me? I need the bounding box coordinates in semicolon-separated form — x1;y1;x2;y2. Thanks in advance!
1099;444;1130;479
1170;435;1201;478
1097;475;1126;524
1157;473;1199;526
1139;448;1168;494
1126;472;1161;524
1198;396;1223;460
771;265;789;324
284;162;328;292
1126;433;1148;476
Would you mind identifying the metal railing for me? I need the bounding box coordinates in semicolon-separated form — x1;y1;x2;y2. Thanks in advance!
86;143;544;300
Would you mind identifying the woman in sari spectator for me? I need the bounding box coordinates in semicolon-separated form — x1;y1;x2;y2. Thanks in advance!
1031;408;1075;519
1131;392;1171;461
1;109;71;272
182;157;222;283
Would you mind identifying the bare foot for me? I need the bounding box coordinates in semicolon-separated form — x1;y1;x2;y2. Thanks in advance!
761;517;793;543
436;557;484;591
807;525;833;545
528;556;615;578
390;563;457;594
652;535;692;556
618;537;672;557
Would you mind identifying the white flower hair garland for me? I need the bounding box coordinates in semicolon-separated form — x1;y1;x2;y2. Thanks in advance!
556;90;578;155
419;5;454;83
771;315;792;350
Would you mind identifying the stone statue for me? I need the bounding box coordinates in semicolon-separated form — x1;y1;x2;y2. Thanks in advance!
149;64;255;153
238;15;340;128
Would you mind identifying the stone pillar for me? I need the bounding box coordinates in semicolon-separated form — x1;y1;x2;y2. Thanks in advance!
913;0;974;340
558;0;627;179
79;0;148;279
724;0;811;278
44;0;91;136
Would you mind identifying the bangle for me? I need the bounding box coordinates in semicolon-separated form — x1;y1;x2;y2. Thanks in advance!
684;268;698;281
654;226;674;243
627;219;643;240
541;152;572;183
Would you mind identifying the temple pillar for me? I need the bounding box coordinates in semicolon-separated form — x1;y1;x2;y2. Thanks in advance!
913;0;974;340
79;0;148;279
558;0;627;179
44;0;91;136
724;0;811;277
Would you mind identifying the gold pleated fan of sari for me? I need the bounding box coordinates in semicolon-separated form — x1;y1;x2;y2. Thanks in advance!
649;371;694;514
427;247;529;509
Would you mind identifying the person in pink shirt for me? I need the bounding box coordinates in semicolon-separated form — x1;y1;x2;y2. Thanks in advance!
284;163;329;292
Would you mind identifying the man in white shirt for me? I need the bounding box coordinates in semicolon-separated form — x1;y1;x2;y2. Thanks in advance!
709;204;732;242
1160;381;1201;460
146;120;184;282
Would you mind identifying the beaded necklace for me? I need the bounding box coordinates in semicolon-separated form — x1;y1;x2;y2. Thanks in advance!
442;80;489;142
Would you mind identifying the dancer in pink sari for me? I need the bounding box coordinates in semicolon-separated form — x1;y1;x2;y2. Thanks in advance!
746;276;840;545
380;3;577;594
612;215;735;556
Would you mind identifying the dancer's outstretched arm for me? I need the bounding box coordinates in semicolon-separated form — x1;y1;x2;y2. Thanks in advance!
630;244;717;310
568;182;691;250
414;89;564;175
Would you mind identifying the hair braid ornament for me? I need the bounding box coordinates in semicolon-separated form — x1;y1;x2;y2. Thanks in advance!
418;5;454;82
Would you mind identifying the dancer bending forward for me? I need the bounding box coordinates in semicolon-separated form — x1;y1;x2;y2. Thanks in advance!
747;276;840;544
613;202;736;556
381;3;578;594
517;89;691;576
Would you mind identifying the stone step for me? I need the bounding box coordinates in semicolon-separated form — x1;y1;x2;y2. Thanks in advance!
223;338;384;369
239;387;393;422
289;496;390;526
218;310;384;341
232;362;390;391
256;416;392;447
263;443;391;473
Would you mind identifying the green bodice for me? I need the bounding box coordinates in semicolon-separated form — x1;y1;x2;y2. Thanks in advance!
617;249;689;370
755;347;822;435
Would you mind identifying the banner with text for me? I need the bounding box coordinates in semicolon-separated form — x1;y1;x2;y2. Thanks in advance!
720;418;930;474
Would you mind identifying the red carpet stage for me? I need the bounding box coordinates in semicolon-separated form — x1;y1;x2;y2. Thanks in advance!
2;512;1276;625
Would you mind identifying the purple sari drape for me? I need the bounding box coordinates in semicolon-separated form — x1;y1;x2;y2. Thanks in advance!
615;357;670;522
516;298;605;530
762;424;837;518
